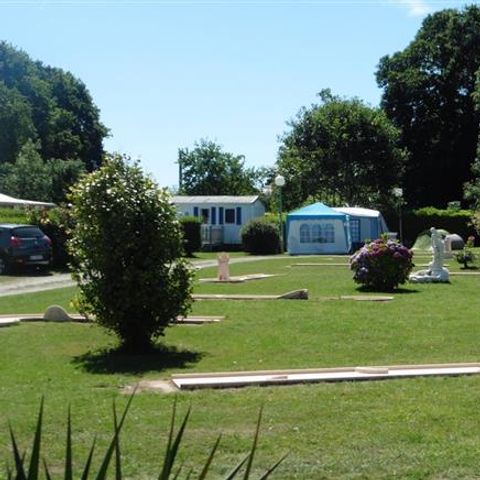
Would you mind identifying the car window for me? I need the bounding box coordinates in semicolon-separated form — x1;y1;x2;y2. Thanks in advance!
12;227;44;238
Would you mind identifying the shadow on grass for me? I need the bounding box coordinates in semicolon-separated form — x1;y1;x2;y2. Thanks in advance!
72;343;204;374
356;286;420;294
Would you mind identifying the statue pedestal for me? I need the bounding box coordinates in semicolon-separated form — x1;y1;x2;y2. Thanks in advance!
409;267;449;283
409;227;450;283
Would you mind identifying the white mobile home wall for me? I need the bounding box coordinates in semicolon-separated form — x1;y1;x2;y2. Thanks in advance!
172;196;265;245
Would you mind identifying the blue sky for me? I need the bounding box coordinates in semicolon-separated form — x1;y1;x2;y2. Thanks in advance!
0;0;477;188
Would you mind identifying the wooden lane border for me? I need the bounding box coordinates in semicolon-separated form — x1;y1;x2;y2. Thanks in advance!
171;362;480;390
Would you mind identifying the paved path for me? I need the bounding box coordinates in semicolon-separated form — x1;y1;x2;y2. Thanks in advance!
0;255;285;297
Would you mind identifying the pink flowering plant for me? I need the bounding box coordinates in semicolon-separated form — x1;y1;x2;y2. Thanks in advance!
350;237;414;291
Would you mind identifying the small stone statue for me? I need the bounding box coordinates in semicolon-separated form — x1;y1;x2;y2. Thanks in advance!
409;227;449;283
217;252;230;281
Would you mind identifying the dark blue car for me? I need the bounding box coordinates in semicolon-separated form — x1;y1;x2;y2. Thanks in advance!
0;224;52;274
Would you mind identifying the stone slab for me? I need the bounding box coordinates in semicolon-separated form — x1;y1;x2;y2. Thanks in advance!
171;362;480;390
193;289;308;301
340;295;394;302
198;273;277;283
174;315;225;324
450;271;480;276
0;317;21;327
291;263;348;267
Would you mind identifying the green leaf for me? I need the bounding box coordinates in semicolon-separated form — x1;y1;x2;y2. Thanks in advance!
242;407;263;480
43;459;53;480
197;434;221;480
8;423;26;480
27;396;44;480
80;438;96;480
257;453;288;480
113;402;122;480
223;454;249;480
158;399;191;480
94;391;135;480
64;406;73;480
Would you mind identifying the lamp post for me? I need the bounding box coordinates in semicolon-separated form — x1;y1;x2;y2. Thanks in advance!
393;187;403;244
275;174;285;253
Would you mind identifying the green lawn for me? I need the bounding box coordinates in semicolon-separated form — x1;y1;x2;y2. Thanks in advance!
1;255;480;478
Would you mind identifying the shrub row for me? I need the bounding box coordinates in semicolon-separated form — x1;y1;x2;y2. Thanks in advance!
384;207;477;246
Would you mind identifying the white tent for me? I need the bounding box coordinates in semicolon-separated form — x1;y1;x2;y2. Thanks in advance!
287;202;352;255
333;207;389;248
0;193;55;208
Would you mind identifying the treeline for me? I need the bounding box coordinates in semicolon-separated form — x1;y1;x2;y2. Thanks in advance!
0;41;108;202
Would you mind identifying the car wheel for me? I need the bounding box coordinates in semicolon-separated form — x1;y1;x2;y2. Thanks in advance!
0;257;9;275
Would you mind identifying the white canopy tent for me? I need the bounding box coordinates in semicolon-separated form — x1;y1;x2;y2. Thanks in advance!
0;193;55;209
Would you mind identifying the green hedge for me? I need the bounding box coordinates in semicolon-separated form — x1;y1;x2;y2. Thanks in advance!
0;207;29;224
241;218;280;255
384;207;476;246
179;216;202;256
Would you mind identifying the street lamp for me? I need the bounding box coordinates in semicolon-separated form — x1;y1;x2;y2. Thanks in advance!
393;187;403;244
275;174;286;252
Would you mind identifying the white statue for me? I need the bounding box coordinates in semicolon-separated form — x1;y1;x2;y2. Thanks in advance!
217;252;230;281
409;227;449;283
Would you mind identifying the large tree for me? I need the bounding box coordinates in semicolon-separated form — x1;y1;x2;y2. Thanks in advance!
376;5;480;208
0;41;108;170
178;139;263;195
277;90;407;211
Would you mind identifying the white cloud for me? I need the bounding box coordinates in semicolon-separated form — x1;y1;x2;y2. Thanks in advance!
390;0;432;17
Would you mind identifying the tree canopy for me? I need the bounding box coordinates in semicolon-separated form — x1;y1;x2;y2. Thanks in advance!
0;139;85;203
376;5;480;208
0;41;108;170
276;90;407;211
178;139;265;195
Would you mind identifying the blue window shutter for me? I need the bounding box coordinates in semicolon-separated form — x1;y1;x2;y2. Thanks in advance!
219;207;224;225
211;207;216;225
236;207;242;225
193;207;199;217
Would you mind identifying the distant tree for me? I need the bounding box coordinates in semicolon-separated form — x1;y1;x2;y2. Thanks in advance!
0;82;36;164
277;90;407;211
0;139;85;203
376;5;480;207
0;41;108;170
68;154;194;353
178;139;261;195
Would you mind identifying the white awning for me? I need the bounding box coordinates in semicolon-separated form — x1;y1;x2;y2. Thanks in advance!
0;193;55;208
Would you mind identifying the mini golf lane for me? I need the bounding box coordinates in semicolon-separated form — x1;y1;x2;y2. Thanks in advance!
171;363;480;390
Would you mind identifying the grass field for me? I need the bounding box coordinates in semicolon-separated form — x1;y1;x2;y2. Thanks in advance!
1;254;480;478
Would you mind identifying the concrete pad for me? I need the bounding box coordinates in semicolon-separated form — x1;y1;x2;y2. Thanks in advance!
340;295;394;302
174;315;225;324
171;362;480;390
122;380;177;394
291;263;348;267
450;271;480;276
193;289;308;301
198;273;278;283
0;317;21;327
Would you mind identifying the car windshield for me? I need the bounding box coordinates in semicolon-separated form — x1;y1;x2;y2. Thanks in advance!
12;227;44;238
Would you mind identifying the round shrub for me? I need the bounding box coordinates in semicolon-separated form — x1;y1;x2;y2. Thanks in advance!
241;219;280;255
179;215;202;256
68;154;194;352
350;237;413;291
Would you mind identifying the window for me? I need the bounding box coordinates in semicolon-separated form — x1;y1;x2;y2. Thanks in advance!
201;208;209;224
225;208;235;224
311;224;322;243
300;224;310;243
323;223;335;243
350;219;360;242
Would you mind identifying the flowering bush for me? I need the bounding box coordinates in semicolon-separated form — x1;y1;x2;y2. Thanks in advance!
350;237;413;291
455;235;476;268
